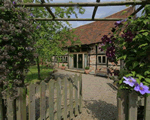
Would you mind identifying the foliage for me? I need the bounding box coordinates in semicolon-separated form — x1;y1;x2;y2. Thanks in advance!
23;0;85;63
62;64;65;67
85;66;90;70
0;0;36;99
99;5;150;95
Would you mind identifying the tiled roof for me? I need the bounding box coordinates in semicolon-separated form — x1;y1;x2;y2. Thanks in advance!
67;7;135;46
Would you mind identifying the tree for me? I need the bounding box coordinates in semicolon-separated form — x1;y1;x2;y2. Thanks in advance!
22;0;85;79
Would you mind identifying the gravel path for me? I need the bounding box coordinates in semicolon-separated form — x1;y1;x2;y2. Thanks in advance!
56;69;118;120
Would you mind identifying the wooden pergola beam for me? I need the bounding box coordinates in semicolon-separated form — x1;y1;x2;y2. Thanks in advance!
41;0;55;19
15;1;150;7
34;18;123;21
92;0;100;20
130;4;146;16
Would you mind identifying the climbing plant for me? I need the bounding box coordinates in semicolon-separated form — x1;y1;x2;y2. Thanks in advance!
99;5;150;96
0;0;36;99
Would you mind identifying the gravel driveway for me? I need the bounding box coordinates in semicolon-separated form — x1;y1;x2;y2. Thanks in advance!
55;69;118;120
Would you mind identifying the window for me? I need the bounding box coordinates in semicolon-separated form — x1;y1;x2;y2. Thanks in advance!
97;55;107;64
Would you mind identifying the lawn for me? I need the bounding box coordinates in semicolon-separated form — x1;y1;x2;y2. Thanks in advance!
24;65;53;84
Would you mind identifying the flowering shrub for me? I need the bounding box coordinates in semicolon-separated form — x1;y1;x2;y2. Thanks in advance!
99;5;150;95
0;0;36;99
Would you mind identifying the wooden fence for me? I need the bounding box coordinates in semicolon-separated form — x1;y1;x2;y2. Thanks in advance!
117;90;150;120
0;74;82;120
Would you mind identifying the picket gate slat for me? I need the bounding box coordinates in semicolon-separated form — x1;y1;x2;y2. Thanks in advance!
0;86;4;120
128;91;138;120
40;81;46;120
29;84;36;120
49;79;55;120
117;90;128;120
144;95;150;120
57;77;62;120
16;87;26;120
74;74;79;116
69;77;73;119
79;74;82;113
7;94;15;120
63;77;67;120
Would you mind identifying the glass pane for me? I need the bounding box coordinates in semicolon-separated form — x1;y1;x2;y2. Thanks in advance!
78;54;82;68
103;56;106;63
98;56;101;63
73;54;77;68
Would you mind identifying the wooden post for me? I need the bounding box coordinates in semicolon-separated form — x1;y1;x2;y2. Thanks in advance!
29;84;36;120
69;77;73;119
63;77;67;120
56;78;61;120
128;91;138;120
144;95;150;120
120;59;124;70
49;80;54;120
40;81;46;120
74;74;79;116
16;87;26;120
79;74;82;113
0;85;4;120
117;90;128;120
7;94;15;120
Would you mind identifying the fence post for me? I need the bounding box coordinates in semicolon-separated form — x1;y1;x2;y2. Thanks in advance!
79;74;82;113
63;77;67;120
74;74;79;116
69;76;73;119
0;85;4;120
7;93;15;120
29;84;36;120
16;87;26;120
117;90;128;120
144;95;150;120
40;81;46;120
128;91;138;120
56;77;61;120
49;80;54;120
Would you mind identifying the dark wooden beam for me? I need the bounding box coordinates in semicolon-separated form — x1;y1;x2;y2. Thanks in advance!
15;1;150;7
41;0;55;19
34;18;123;21
130;4;146;17
92;0;100;20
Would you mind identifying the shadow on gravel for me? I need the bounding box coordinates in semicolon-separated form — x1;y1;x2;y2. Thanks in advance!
84;100;117;120
107;83;118;91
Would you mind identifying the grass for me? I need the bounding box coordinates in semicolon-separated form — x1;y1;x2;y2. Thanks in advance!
24;65;53;84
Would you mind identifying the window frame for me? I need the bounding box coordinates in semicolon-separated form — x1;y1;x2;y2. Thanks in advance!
97;55;107;64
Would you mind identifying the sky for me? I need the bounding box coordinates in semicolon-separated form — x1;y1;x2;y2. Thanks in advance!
44;0;144;28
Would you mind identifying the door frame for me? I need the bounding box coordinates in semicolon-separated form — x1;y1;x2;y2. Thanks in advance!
69;52;87;69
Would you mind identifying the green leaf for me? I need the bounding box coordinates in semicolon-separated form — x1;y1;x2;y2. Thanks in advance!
133;61;139;68
145;78;150;83
142;32;149;36
138;43;148;48
144;71;150;76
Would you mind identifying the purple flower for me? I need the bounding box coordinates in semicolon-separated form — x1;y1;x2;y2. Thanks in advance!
13;1;16;5
30;13;34;17
134;83;150;95
123;76;136;87
36;25;40;29
114;21;122;27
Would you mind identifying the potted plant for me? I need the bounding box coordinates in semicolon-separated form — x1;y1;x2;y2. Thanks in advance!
61;64;66;70
85;66;90;74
